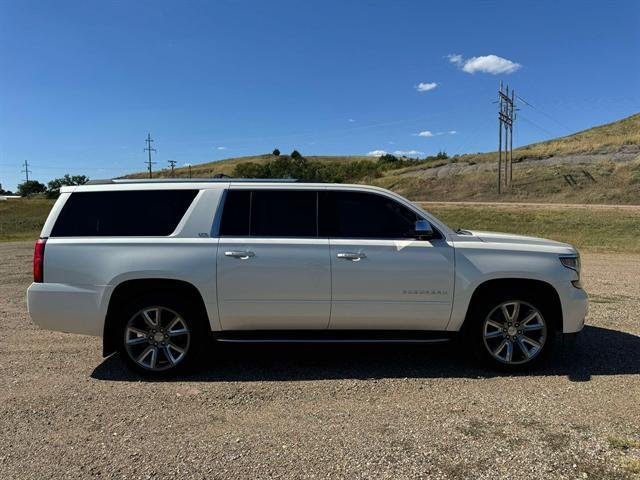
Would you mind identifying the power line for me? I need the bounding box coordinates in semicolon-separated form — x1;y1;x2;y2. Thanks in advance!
21;160;32;182
518;113;557;137
516;94;573;133
144;134;157;179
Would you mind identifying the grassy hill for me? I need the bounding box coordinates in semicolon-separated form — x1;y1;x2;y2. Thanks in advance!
126;154;373;180
123;112;640;204
375;113;640;204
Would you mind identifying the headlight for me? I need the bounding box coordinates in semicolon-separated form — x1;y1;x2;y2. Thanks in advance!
560;254;582;288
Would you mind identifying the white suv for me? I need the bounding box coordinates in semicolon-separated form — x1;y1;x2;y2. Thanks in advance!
27;179;587;376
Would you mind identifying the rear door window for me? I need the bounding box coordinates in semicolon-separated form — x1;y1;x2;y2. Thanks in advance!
219;189;317;237
50;190;198;237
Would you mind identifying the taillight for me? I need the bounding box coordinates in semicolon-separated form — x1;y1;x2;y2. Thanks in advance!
33;238;47;283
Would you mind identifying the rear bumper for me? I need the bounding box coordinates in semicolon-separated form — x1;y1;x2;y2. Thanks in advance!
27;283;110;336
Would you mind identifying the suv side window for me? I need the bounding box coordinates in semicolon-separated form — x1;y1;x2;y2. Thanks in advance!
219;189;317;237
50;190;198;237
320;190;420;239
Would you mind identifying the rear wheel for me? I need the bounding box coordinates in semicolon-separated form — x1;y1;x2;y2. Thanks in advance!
469;293;555;370
117;293;207;377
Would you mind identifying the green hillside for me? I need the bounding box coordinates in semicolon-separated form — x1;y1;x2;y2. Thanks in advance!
126;154;373;180
123;113;640;204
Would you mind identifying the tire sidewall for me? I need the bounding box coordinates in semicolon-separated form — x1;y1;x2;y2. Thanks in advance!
467;289;556;371
115;292;208;377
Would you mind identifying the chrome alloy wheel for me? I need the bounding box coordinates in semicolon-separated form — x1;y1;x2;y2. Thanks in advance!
124;306;191;371
482;300;547;365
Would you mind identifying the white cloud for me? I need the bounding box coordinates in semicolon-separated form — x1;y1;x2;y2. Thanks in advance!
348;118;355;123
447;54;463;66
415;82;438;92
367;150;388;157
417;130;434;137
216;146;227;150
414;130;457;137
394;150;424;156
448;53;521;75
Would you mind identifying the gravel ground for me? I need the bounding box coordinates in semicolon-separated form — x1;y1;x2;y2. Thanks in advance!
1;241;639;479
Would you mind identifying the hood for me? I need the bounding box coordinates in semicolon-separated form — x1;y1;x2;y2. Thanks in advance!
465;230;575;251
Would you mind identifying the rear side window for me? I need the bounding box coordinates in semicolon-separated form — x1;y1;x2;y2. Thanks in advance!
219;189;317;237
219;190;251;236
50;190;198;237
320;191;418;239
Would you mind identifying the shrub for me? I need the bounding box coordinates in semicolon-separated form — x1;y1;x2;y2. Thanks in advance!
17;180;47;197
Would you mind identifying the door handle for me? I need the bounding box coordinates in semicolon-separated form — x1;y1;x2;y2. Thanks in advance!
336;252;366;261
224;250;255;259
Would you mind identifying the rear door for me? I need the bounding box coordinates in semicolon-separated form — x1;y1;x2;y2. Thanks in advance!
216;188;331;330
322;190;455;330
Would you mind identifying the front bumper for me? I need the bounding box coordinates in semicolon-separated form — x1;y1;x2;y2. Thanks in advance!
557;282;588;333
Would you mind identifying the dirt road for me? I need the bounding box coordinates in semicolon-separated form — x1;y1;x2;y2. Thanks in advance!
418;201;640;210
1;241;639;479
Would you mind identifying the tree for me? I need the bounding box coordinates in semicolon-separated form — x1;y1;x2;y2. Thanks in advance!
17;180;46;197
290;150;302;159
272;148;280;156
377;154;399;165
47;174;90;198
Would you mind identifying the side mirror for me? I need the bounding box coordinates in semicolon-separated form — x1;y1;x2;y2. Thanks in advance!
415;219;434;239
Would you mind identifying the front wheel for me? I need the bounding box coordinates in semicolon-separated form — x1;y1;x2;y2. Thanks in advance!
117;293;207;377
470;296;555;370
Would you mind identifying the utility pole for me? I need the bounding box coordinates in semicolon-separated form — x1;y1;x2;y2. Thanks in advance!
144;134;157;178
497;82;516;193
168;160;177;176
22;160;32;182
185;163;192;178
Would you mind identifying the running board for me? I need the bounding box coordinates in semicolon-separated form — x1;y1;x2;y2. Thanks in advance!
214;330;455;344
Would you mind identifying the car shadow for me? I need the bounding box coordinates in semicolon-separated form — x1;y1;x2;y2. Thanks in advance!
91;325;640;383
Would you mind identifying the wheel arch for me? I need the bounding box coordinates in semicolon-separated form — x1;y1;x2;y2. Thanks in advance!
461;278;563;333
102;278;209;357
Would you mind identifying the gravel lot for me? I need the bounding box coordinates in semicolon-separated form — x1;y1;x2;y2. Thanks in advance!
1;241;639;479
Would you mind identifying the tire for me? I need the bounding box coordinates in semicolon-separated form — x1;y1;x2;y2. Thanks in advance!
115;292;208;377
466;289;556;371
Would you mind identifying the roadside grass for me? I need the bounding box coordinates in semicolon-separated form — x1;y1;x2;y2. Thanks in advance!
424;204;640;253
0;198;55;242
1;197;639;253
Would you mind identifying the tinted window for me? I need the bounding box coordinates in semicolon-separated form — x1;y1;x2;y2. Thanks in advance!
51;190;198;237
219;190;250;236
251;190;316;237
320;191;419;239
219;189;317;237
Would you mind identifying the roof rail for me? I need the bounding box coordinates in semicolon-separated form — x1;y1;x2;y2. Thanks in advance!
84;178;299;185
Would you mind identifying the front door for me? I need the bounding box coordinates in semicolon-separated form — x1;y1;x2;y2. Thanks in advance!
216;188;331;330
322;190;455;330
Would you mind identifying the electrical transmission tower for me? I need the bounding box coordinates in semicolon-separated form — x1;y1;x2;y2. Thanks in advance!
22;160;32;182
497;81;516;193
144;134;157;178
168;160;177;176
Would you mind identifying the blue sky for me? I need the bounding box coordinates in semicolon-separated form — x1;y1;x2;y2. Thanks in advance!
1;0;639;190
